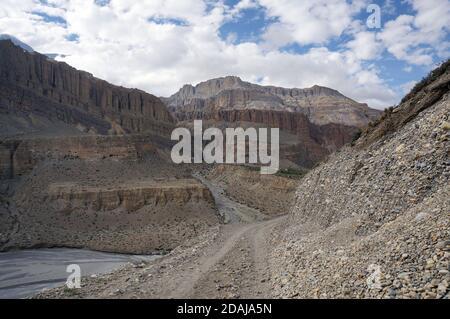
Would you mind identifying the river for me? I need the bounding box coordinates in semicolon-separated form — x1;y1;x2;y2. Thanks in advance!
0;248;159;299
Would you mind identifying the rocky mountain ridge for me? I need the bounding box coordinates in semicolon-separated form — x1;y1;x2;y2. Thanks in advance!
0;39;175;138
165;75;380;128
165;75;381;169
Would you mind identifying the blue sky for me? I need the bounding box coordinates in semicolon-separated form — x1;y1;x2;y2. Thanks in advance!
218;0;446;95
220;1;271;43
0;0;449;108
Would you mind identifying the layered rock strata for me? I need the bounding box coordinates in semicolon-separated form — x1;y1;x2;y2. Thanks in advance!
0;39;175;137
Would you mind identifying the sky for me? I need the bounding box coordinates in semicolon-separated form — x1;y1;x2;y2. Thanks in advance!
0;0;449;109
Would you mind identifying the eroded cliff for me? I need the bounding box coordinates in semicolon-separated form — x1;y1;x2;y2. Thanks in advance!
165;76;380;127
165;76;378;169
0;154;220;254
0;39;174;137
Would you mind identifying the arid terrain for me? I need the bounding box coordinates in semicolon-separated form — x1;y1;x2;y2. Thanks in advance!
0;39;220;254
165;76;380;169
37;61;449;299
0;38;448;300
36;172;288;299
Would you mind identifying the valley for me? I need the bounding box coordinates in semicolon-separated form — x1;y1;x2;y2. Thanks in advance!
0;37;448;300
35;173;287;299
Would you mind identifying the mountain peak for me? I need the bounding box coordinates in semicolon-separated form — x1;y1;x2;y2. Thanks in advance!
196;75;247;90
0;35;65;60
166;76;381;127
171;76;354;102
0;34;34;53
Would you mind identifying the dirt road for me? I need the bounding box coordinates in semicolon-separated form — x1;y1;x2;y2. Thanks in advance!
187;216;284;299
36;175;285;299
193;173;268;223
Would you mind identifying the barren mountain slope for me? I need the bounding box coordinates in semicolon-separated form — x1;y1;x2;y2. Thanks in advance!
268;61;450;299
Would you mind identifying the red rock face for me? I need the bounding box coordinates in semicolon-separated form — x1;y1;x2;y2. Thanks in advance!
220;109;360;168
165;77;378;168
0;40;175;137
173;107;360;168
165;76;381;128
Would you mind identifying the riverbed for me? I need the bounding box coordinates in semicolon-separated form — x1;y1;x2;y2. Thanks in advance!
0;248;159;299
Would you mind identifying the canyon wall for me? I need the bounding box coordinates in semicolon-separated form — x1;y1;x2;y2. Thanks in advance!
0;134;171;179
46;179;214;212
2;177;219;254
0;40;175;137
165;76;380;128
165;76;377;168
0;154;221;254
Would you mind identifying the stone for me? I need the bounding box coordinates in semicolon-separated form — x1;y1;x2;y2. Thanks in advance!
415;213;430;222
165;76;380;127
441;121;450;131
267;60;450;299
436;241;449;250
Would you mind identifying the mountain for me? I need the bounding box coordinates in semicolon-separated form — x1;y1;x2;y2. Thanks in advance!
34;61;449;300
0;34;34;53
270;60;450;298
164;76;380;127
0;39;218;255
165;76;381;169
0;34;66;60
0;39;174;138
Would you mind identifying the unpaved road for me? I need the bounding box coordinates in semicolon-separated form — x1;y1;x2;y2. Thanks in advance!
194;173;268;223
36;175;285;299
187;216;284;299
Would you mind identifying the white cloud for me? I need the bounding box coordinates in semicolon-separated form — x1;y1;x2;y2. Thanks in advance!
411;0;450;35
378;0;450;65
403;65;413;72
229;0;259;15
401;80;417;94
1;0;447;110
346;31;383;60
259;0;367;48
383;0;397;15
378;15;432;65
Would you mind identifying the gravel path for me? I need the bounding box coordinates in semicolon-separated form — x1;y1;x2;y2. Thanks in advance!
194;173;268;223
